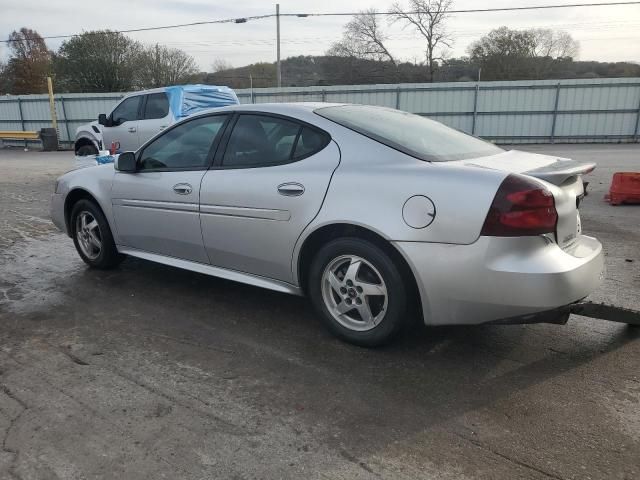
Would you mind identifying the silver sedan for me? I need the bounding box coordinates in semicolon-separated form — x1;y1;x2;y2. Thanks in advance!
51;103;604;346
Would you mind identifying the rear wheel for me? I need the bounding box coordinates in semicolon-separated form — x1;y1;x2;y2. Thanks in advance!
70;199;122;269
308;237;408;347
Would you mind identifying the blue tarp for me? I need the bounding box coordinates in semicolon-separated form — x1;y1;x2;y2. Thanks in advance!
165;85;239;119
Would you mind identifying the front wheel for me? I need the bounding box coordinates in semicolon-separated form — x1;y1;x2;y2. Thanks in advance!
308;237;409;347
76;144;98;156
70;199;123;269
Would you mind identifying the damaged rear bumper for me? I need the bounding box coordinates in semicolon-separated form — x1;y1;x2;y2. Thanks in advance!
486;300;640;326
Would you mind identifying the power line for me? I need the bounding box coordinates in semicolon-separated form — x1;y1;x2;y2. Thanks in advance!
0;14;272;43
1;1;640;43
289;1;640;17
159;20;640;48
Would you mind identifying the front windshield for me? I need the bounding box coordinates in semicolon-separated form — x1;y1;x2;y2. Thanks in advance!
315;105;503;162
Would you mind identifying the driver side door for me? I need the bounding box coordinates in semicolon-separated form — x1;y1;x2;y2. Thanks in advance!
102;95;142;152
112;113;230;263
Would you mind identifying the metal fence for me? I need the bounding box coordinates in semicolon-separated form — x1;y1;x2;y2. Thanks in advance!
1;77;639;147
0;93;126;147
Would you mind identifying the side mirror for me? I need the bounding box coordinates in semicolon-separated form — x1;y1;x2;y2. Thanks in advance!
115;151;137;173
98;114;107;126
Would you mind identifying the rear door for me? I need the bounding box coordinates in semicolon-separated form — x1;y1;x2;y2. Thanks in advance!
138;92;172;146
112;113;230;263
199;113;340;283
102;95;142;152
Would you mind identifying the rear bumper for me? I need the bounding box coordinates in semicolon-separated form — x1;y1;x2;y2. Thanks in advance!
394;235;604;326
484;306;572;325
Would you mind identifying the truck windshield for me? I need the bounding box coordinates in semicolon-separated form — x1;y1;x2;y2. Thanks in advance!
315;105;503;162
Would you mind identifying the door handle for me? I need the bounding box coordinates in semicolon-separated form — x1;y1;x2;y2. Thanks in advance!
128;127;137;133
159;125;167;131
277;182;305;196
173;183;193;195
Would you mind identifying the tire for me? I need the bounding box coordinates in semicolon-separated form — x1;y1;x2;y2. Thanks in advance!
308;237;408;347
70;199;123;269
76;144;98;156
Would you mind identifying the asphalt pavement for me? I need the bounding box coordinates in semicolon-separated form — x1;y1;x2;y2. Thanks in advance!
0;144;639;479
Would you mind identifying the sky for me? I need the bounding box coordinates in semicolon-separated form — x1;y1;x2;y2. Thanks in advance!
1;0;639;70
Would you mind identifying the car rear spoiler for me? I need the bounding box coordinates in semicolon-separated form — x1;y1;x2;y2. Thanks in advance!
525;160;596;185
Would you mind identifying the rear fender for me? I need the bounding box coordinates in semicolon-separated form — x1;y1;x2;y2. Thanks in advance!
308;156;509;246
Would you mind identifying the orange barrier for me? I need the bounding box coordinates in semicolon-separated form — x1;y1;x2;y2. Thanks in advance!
605;172;640;205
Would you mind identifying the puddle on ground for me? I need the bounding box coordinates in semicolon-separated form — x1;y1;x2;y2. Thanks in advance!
0;233;82;314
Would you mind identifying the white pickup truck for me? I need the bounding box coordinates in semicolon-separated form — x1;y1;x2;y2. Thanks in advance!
74;85;239;155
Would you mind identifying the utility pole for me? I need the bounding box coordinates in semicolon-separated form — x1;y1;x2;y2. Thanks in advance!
46;76;58;133
276;3;281;88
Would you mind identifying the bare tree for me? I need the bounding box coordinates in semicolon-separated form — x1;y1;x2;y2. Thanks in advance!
138;44;199;88
390;0;453;82
211;58;233;73
529;29;579;59
527;29;579;79
327;9;396;65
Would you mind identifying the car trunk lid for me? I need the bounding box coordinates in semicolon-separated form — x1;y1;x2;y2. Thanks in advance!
456;150;595;251
459;149;595;185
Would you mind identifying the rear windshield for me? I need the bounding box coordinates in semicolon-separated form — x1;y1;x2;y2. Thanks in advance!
315;105;503;162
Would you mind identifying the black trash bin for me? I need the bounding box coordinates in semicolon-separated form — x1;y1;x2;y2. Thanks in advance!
39;128;59;151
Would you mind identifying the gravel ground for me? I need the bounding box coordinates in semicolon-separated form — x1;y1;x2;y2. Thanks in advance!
0;144;639;480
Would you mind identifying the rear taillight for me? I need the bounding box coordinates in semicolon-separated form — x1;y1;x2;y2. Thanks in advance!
481;174;557;237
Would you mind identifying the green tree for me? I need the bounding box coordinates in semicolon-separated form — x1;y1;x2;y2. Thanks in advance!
0;61;10;94
468;27;580;81
138;44;199;88
4;28;51;94
204;62;277;89
54;31;143;92
468;27;537;80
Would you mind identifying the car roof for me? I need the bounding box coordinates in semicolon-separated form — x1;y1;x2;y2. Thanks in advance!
122;87;169;97
122;85;237;98
191;102;348;117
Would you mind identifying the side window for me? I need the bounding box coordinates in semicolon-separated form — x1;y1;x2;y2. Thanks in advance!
293;127;330;159
111;96;141;125
144;93;170;120
223;115;301;168
138;115;228;171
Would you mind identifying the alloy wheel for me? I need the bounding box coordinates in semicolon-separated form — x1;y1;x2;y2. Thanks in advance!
75;211;102;260
321;255;388;332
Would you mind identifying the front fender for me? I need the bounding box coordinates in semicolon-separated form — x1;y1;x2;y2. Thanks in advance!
54;165;117;241
75;124;103;150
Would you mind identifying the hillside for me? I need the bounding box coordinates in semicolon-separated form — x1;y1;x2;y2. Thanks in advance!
198;55;640;89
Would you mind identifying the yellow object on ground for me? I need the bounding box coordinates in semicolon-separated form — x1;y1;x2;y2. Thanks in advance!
0;131;39;140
